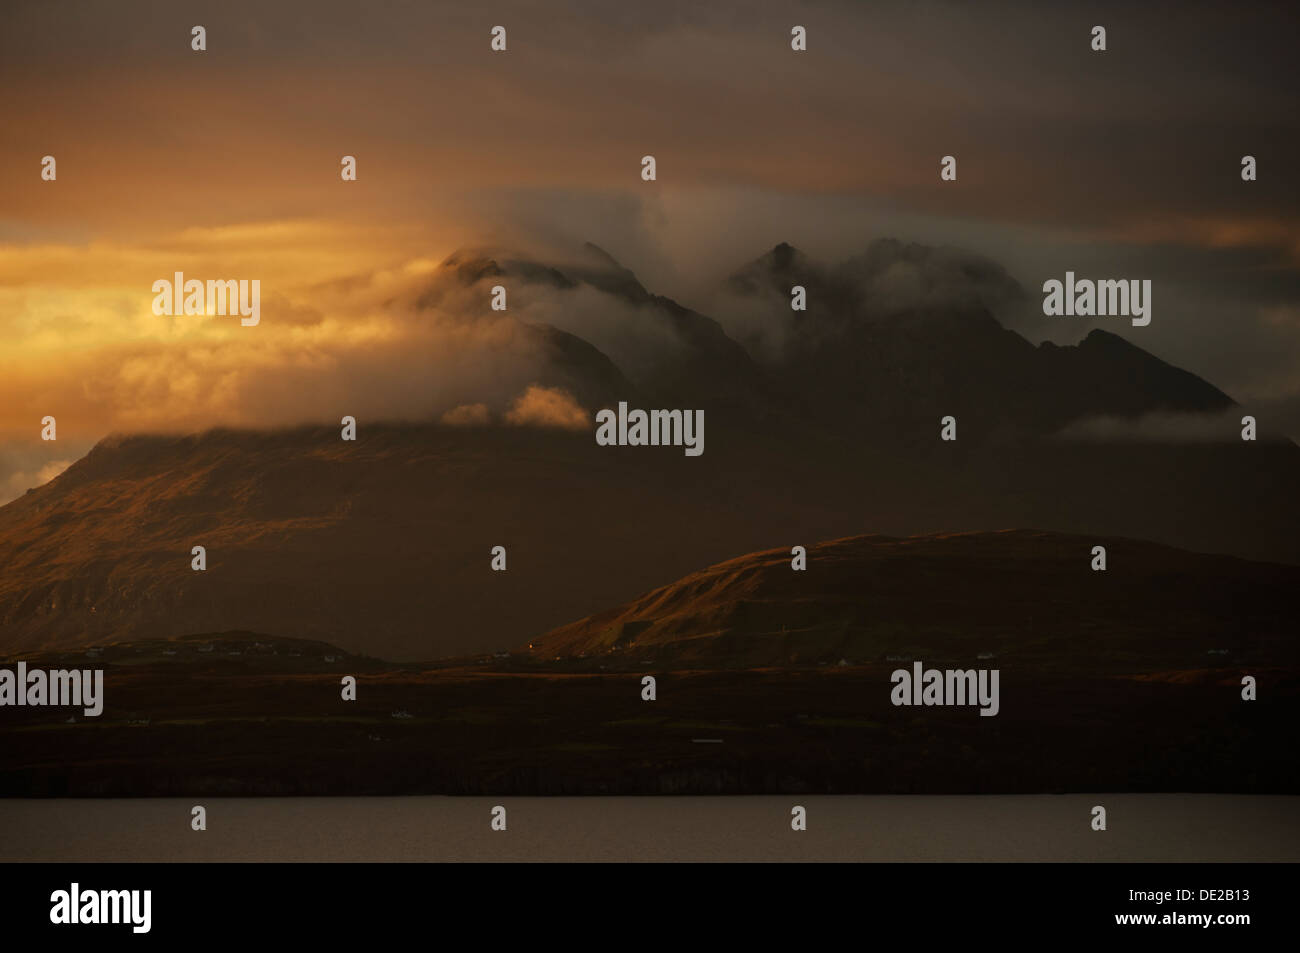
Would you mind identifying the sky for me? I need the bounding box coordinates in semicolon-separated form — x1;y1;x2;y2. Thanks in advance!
0;0;1297;500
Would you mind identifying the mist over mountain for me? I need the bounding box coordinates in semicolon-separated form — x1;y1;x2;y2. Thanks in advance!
715;240;1237;442
0;237;1296;660
720;239;1025;361
420;243;778;420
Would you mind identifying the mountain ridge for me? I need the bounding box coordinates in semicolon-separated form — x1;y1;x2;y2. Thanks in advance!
525;529;1300;670
0;238;1295;660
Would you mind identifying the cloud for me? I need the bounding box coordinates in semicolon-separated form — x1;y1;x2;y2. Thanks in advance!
834;239;1025;315
701;237;1026;364
0;446;79;505
0;0;1295;448
4;0;1296;240
503;385;589;430
0;225;620;444
441;403;491;426
1051;410;1253;444
4;213;1299;454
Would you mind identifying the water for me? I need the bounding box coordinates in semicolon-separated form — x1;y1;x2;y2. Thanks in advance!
3;794;1297;862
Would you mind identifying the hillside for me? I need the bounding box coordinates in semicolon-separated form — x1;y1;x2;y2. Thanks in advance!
529;530;1300;672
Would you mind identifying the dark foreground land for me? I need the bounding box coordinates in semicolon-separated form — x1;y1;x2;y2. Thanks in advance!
2;633;1295;797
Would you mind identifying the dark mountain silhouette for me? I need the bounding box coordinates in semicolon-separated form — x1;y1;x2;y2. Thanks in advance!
516;320;638;412
723;241;1236;441
526;530;1299;670
0;239;1297;660
566;242;653;302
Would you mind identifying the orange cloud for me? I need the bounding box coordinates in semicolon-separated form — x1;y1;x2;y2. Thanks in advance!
503;385;589;430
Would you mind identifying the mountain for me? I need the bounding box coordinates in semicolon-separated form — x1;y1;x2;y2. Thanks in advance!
527;530;1300;671
0;422;819;659
721;241;1236;441
419;244;778;418
1;239;1298;661
504;320;637;413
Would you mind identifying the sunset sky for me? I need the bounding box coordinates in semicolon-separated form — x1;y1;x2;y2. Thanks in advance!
1;0;1297;499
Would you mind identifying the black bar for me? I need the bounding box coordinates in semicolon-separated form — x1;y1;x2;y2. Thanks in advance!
4;862;1286;941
